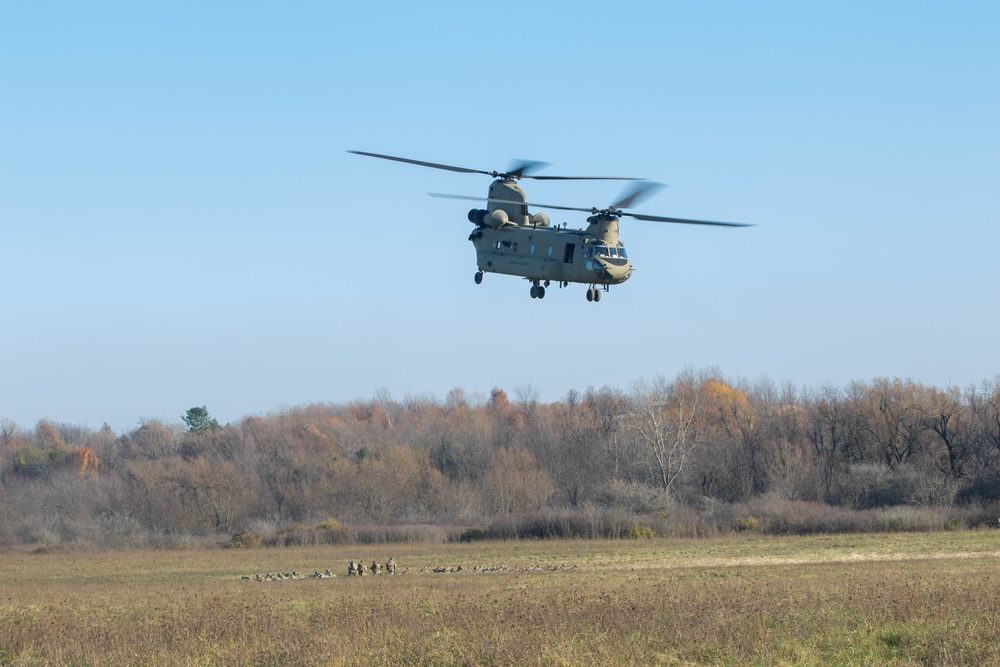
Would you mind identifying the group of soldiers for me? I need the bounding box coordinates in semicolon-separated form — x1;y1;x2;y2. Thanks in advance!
347;557;397;576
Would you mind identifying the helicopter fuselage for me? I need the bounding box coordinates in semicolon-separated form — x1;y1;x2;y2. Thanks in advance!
469;224;632;286
467;179;632;297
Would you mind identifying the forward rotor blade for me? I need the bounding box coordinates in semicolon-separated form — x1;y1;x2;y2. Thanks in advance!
612;181;666;210
624;212;753;227
526;175;642;181
348;150;492;176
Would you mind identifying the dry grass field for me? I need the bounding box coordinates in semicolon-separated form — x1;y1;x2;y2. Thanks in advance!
2;531;999;665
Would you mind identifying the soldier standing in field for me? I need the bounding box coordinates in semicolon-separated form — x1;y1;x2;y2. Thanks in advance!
348;560;358;576
387;557;397;575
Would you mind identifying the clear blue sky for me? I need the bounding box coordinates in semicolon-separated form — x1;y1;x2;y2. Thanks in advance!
2;2;998;431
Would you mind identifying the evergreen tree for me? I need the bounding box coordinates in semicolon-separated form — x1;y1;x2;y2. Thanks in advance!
182;406;220;434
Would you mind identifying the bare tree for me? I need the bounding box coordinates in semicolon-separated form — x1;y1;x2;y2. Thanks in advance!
0;419;19;448
920;386;971;479
970;377;1000;454
804;386;855;500
479;448;552;515
625;372;704;495
854;378;926;467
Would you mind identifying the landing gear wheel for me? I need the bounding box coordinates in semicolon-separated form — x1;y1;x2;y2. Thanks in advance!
530;280;545;299
586;288;594;302
474;271;483;285
594;289;602;302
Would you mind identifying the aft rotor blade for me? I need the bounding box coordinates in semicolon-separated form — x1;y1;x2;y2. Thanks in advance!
625;212;753;227
428;193;752;227
517;200;597;213
348;151;492;176
428;193;487;202
351;150;641;181
515;157;640;180
507;159;550;179
430;193;596;213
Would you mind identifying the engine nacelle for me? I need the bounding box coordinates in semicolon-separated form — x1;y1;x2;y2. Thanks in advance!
485;209;509;229
468;208;488;225
530;212;550;227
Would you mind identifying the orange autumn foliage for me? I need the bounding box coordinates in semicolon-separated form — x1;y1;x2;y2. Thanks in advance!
72;447;100;476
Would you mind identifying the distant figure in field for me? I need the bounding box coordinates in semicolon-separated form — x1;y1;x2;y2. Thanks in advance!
372;559;382;575
348;560;358;576
359;560;368;576
387;557;397;575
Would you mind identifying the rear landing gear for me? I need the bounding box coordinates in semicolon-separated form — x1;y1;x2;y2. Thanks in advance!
530;280;546;299
474;271;483;284
586;286;602;302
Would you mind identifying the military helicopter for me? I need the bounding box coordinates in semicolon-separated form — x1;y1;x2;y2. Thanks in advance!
348;150;751;302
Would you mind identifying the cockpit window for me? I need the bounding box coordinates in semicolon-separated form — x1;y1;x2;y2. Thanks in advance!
619;247;628;259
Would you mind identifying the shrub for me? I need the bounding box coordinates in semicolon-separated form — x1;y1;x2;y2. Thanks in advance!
626;525;655;539
228;533;262;549
731;516;762;533
287;525;316;546
318;519;342;532
317;519;344;544
349;524;451;544
460;528;488;542
31;544;65;554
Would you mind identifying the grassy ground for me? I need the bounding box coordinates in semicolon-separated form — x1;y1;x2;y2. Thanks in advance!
1;531;999;665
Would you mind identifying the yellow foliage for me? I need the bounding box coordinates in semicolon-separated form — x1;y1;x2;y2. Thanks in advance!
705;380;755;430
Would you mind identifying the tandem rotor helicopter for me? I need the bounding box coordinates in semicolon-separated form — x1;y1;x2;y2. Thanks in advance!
349;150;752;302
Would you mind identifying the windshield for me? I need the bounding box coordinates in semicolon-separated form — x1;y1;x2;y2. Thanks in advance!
587;244;628;259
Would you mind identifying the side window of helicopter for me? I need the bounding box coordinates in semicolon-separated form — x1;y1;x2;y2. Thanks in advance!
495;241;501;250
619;247;627;259
511;242;517;252
529;244;535;255
547;246;553;257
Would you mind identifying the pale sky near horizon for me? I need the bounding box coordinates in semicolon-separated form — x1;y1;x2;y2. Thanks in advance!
2;2;999;432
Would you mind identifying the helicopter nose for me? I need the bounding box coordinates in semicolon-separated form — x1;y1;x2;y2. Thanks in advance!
596;258;632;282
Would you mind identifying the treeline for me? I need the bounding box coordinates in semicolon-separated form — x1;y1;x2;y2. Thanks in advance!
2;369;1000;549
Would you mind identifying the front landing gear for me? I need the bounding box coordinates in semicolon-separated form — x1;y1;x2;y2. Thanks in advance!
586;286;603;303
530;280;546;299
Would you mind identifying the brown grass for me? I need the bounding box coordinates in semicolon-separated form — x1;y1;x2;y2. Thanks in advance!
1;532;999;665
